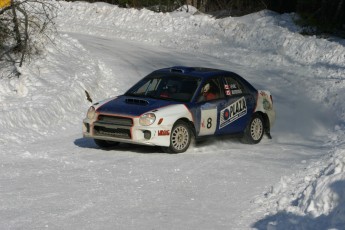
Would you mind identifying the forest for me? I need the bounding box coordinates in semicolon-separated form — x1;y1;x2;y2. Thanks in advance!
66;0;345;36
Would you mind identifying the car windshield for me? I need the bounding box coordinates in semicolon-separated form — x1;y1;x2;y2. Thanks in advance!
125;74;202;102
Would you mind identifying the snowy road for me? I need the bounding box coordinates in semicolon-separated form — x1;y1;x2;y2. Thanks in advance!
1;31;338;229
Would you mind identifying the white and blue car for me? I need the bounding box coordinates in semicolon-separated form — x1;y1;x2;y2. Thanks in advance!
83;66;275;153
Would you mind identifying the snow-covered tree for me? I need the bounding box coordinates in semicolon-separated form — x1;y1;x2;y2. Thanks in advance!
0;0;57;73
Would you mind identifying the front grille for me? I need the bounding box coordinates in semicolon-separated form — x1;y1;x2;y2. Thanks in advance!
93;115;132;139
97;115;133;126
94;126;131;139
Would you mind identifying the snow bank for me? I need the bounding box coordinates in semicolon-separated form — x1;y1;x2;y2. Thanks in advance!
252;125;345;229
0;34;117;145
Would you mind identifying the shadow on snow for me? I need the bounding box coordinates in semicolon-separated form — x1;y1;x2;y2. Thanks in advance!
74;137;163;154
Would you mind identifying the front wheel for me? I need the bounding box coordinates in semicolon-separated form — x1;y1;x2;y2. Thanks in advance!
163;121;192;154
241;113;264;144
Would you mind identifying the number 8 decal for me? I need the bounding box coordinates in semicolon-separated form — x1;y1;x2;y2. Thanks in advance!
207;118;212;129
200;108;217;136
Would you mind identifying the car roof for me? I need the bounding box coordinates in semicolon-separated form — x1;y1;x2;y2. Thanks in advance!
153;66;241;79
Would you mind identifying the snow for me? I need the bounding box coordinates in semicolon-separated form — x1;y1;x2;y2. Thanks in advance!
1;1;345;229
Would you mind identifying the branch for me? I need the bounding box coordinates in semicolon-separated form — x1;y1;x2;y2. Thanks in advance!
0;5;11;15
16;6;29;67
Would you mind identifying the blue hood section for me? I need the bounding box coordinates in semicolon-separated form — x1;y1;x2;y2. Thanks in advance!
96;95;179;116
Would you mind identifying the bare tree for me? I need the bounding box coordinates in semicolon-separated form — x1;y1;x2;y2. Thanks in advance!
0;0;57;77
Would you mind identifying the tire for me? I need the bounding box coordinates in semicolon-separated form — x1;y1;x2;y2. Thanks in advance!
241;113;264;144
163;121;192;154
94;139;119;149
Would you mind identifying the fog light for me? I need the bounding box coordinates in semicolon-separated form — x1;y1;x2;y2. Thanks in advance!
143;130;151;140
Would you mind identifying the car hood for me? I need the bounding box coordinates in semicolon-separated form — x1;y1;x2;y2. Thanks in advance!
96;95;180;117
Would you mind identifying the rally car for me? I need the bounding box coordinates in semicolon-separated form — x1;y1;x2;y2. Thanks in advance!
83;66;275;153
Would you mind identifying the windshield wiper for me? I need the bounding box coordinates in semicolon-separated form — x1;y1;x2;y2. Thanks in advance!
158;97;176;101
125;93;140;97
144;94;160;100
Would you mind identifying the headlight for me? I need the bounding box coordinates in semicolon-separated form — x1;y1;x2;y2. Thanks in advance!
139;113;156;126
87;106;96;119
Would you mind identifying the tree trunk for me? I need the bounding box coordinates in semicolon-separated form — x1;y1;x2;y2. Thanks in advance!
11;0;22;50
16;6;28;67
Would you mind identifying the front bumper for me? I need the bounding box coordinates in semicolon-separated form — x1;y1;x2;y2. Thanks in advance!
83;116;171;147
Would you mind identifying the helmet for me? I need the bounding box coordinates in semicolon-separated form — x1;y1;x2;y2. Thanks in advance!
202;83;210;93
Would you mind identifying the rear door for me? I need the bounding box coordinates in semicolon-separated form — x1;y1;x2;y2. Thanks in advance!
217;75;256;135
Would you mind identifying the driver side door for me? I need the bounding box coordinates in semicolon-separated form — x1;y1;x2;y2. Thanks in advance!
196;77;227;137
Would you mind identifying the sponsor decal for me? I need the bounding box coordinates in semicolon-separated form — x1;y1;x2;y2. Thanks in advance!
219;97;247;129
223;109;230;120
224;84;229;90
158;130;170;136
260;91;267;97
201;120;205;128
231;89;242;94
226;90;231;96
230;84;238;89
259;91;272;111
263;98;272;110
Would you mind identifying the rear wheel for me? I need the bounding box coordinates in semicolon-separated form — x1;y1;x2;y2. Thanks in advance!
241;113;264;144
163;121;191;154
94;139;119;149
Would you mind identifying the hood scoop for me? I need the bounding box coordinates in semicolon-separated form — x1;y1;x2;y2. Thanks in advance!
125;98;149;106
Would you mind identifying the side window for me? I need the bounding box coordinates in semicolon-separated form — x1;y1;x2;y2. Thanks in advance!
223;77;245;96
198;78;224;102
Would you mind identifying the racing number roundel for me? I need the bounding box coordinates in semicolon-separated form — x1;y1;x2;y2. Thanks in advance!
223;109;230;120
199;108;217;136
